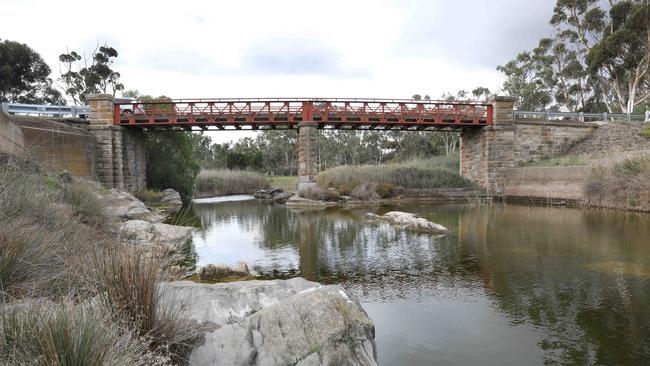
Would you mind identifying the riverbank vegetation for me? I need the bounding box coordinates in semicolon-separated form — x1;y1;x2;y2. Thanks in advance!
194;169;269;197
585;155;650;212
315;156;473;199
0;154;197;364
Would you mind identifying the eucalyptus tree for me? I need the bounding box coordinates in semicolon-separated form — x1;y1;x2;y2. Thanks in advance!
500;0;649;113
58;45;124;105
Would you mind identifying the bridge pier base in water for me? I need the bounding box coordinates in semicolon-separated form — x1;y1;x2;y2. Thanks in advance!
297;121;319;193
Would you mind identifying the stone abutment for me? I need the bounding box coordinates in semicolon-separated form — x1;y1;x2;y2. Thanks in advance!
86;94;146;192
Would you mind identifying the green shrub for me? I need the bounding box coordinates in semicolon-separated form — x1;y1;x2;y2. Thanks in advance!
376;183;396;198
299;187;340;201
195;169;269;197
641;124;650;138
145;132;200;200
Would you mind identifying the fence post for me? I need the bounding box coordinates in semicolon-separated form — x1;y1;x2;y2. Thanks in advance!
1;102;7;112
645;108;650;122
579;112;584;123
545;110;550;121
603;112;608;121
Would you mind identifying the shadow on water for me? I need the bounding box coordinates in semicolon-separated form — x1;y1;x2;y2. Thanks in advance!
191;197;650;366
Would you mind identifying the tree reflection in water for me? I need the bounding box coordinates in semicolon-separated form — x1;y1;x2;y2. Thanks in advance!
192;199;650;365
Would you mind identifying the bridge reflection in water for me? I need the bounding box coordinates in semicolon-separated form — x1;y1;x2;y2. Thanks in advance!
191;198;650;366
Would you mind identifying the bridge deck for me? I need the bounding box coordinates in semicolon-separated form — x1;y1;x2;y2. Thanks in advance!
113;98;493;131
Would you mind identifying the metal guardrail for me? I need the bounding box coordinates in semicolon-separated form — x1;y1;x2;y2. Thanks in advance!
1;102;89;118
3;101;649;122
514;110;649;122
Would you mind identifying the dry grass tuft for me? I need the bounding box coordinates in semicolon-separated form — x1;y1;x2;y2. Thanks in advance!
195;169;269;197
92;248;198;362
585;156;650;211
0;301;157;365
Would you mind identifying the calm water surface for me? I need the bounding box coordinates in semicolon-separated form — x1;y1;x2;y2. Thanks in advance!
191;197;650;366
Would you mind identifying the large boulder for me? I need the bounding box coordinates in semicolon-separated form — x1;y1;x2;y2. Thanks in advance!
119;219;194;254
199;262;251;281
254;188;295;204
103;189;150;218
161;278;377;366
366;211;448;234
161;188;183;206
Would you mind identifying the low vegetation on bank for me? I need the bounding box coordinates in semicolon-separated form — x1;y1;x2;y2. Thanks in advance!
524;155;587;167
0;154;197;364
313;156;473;200
585;156;650;212
194;169;270;197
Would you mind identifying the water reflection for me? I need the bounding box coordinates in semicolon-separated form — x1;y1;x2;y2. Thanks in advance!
192;199;650;365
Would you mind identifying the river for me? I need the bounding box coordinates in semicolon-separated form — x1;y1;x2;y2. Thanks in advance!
190;196;650;365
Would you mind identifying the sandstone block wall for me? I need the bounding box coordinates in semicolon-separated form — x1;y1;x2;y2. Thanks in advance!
514;121;595;164
504;166;590;201
1;112;96;177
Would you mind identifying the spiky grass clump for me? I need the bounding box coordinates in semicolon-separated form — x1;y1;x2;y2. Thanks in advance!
92;248;197;362
194;169;269;197
0;301;156;365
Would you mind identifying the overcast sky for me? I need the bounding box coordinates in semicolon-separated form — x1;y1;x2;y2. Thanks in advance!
1;0;556;143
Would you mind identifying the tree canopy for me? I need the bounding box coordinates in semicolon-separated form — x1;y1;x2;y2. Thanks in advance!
499;0;649;113
58;45;124;105
0;39;63;104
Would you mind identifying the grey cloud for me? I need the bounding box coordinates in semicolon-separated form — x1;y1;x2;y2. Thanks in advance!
396;0;555;70
241;37;369;77
135;48;227;75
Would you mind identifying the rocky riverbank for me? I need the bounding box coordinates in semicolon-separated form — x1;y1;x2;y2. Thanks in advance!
101;187;378;365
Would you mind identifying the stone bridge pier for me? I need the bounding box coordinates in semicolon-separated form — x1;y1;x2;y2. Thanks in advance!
460;96;516;195
86;94;146;192
297;121;319;192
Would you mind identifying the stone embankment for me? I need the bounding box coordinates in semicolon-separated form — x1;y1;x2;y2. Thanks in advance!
161;278;377;366
505;121;650;205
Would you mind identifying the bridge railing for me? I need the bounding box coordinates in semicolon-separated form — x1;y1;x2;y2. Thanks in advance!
0;102;89;118
111;99;494;128
514;110;649;122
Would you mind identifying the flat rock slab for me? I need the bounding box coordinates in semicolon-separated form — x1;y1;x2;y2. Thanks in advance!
161;278;377;366
366;211;448;234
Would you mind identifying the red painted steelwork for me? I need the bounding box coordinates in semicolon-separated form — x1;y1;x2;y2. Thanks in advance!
113;98;493;131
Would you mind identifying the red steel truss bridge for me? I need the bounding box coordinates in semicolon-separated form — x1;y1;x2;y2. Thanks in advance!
113;98;493;131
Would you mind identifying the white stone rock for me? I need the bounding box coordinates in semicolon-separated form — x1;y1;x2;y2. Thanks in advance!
161;188;182;205
371;211;448;234
119;219;194;253
160;278;377;366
